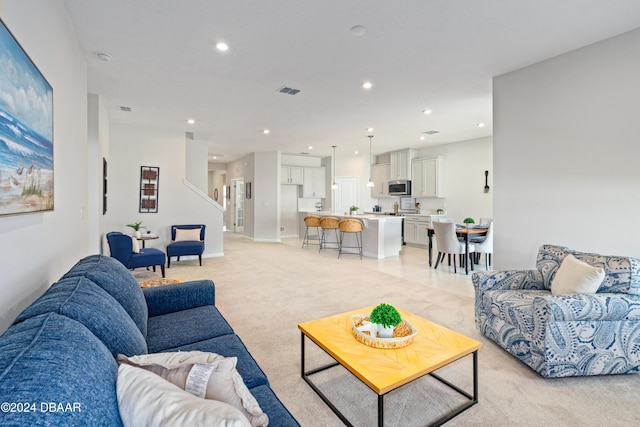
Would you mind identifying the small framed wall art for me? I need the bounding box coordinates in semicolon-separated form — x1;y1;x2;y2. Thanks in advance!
139;166;159;213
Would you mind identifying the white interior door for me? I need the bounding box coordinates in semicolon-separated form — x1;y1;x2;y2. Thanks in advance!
334;177;359;214
232;178;244;233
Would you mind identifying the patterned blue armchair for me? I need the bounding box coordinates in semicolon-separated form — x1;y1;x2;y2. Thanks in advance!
473;244;640;378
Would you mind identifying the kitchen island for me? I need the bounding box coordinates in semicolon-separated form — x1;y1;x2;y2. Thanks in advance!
298;212;403;259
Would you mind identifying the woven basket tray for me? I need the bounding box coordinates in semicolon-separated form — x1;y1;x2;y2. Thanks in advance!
350;315;418;349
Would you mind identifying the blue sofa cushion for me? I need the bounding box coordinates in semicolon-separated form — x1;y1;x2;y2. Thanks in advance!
13;276;147;357
62;255;148;337
0;313;123;426
146;305;234;353
165;334;268;389
249;385;300;427
143;279;215;317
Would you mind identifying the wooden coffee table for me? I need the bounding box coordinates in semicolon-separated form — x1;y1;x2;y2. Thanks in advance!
298;306;481;427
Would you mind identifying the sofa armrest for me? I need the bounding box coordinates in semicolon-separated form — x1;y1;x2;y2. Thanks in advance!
534;293;640;322
143;279;215;317
472;269;545;292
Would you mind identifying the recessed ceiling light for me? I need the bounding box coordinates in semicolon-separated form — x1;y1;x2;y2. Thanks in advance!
422;109;432;115
362;81;373;89
350;25;366;36
187;119;195;125
263;129;270;134
477;123;486;128
216;42;229;52
96;52;112;62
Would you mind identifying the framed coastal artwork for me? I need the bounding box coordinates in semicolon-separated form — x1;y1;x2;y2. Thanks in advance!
0;19;54;216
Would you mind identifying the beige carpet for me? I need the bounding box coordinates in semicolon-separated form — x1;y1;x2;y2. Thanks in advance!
133;233;639;427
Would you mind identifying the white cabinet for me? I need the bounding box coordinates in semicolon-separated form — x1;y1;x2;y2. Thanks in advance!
411;156;445;198
390;149;415;180
302;167;326;198
403;215;438;247
370;163;390;198
281;166;304;185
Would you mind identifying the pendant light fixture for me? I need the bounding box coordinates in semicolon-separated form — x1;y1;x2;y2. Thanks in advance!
331;145;337;190
366;135;374;187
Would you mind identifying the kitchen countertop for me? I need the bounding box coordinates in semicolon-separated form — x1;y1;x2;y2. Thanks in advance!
300;211;404;220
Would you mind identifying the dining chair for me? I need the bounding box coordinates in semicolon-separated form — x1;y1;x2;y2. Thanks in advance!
473;221;493;269
432;221;475;273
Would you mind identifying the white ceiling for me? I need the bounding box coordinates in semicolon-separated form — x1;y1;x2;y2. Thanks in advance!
63;0;640;162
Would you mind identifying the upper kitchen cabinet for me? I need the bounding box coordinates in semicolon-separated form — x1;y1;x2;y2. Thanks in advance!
370;163;390;198
411;156;446;198
302;167;326;198
281;165;304;185
389;149;415;180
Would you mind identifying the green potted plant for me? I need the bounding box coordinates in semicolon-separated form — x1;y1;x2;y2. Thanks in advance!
126;221;146;238
349;206;358;216
463;217;475;228
369;303;402;338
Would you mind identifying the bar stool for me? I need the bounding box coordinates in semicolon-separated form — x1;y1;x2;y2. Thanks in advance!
301;215;322;249
338;218;363;259
319;216;340;253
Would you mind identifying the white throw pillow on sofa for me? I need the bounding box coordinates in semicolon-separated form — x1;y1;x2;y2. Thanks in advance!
118;351;268;427
551;254;605;295
117;364;251;427
174;228;202;242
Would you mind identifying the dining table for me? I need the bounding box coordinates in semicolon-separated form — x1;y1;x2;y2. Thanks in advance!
426;225;489;275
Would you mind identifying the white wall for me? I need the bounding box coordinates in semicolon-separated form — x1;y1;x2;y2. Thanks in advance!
0;0;89;332
494;27;640;269
254;151;279;242
88;93;110;254
185;138;208;192
109;123;224;257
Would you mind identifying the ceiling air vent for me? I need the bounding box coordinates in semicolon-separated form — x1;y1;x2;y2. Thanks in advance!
277;86;300;95
422;130;439;135
119;106;132;112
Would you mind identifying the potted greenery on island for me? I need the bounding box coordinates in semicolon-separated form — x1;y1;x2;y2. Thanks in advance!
369;303;402;338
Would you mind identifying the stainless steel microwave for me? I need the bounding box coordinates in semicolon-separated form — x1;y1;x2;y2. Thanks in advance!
388;180;411;195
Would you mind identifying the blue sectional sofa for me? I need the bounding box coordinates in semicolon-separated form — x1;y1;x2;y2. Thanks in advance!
0;255;300;426
473;244;640;378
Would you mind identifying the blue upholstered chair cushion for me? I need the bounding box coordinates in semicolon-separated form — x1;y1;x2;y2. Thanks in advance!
146;305;234;353
165;333;269;390
61;255;148;337
14;276;147;357
0;313;123;426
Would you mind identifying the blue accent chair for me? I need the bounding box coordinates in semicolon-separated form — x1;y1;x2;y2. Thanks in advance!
166;224;206;268
107;232;166;277
474;244;640;378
